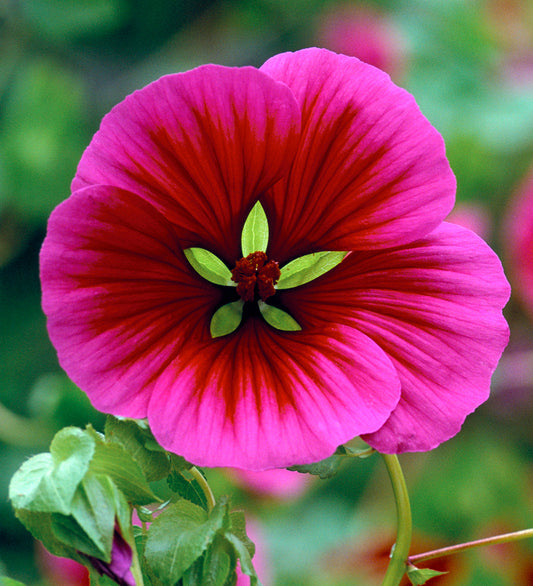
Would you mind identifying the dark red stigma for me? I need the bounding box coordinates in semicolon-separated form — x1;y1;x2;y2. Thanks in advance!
231;251;280;302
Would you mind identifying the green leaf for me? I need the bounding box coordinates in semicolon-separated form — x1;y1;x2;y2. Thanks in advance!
407;566;448;585
14;509;76;559
277;251;348;289
201;533;234;586
184;248;234;286
0;577;28;586
258;301;301;332
104;417;170;482
210;300;244;338
167;469;209;512
9;427;95;514
144;499;228;584
241;201;268;256
67;474;117;559
224;532;260;586
89;437;159;506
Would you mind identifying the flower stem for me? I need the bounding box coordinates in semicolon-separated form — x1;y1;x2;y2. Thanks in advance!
381;454;412;586
189;466;216;512
409;528;533;565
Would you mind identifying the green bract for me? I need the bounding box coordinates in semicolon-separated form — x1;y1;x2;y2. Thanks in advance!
184;247;234;287
277;250;348;289
241;200;269;256
210;300;244;338
258;300;301;331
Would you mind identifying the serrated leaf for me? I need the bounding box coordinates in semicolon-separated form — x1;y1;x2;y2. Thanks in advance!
184;248;234;286
104;417;170;482
258;301;301;331
407;566;448;584
201;533;234;586
89;438;159;506
210;300;244;338
68;474;117;559
241;201;268;256
144;499;228;584
9;427;95;514
277;251;348;289
224;532;260;586
167;470;209;511
229;511;255;558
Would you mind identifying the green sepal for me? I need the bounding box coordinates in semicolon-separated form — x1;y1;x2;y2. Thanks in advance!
144;497;230;584
184;248;234;286
406;566;448;585
277;251;348;289
287;445;365;479
241;201;268;256
258;301;301;332
9;427;95;514
104;416;170;483
210;300;244;338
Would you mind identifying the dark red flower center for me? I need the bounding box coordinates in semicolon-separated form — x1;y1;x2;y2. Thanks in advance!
231;251;281;302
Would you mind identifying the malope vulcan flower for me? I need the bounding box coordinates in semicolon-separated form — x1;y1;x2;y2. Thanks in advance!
40;48;510;470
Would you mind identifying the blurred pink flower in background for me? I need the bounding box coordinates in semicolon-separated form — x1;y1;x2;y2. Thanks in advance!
447;202;492;240
503;167;533;320
315;4;406;78
236;517;272;585
228;467;313;499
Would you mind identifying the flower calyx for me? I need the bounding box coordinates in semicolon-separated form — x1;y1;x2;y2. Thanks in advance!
184;201;348;338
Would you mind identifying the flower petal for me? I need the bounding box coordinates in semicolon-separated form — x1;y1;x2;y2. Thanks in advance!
147;319;401;470
72;65;301;263
281;222;510;452
40;186;220;417
260;48;456;262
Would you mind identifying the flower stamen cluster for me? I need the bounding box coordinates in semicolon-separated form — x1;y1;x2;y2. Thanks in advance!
231;251;280;302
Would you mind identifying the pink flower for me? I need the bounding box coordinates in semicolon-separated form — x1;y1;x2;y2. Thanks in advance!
40;48;510;470
316;5;405;78
503;167;533;319
228;467;312;499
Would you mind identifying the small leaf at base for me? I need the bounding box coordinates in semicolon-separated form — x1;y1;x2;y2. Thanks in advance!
241;201;268;256
407;566;448;585
184;248;234;286
210;300;244;338
277;251;348;289
258;301;301;331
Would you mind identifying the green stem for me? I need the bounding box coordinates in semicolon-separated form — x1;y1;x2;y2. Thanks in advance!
189;466;216;512
409;528;533;565
129;531;145;586
381;454;412;586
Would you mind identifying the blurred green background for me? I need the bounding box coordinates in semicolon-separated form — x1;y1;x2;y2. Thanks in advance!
1;0;532;584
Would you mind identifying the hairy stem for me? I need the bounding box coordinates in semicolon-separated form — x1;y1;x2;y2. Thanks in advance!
189;466;216;512
409;528;533;564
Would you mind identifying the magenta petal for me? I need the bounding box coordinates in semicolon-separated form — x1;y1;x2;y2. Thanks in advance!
40;186;219;417
147;319;401;470
282;222;510;452
260;48;455;262
72;65;301;262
